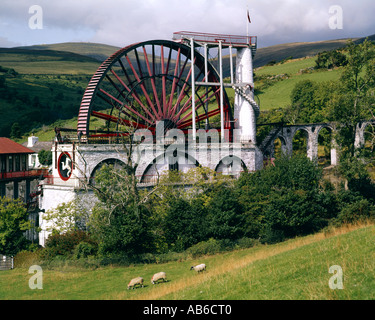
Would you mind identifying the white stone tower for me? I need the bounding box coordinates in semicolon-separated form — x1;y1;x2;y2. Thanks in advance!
233;47;259;144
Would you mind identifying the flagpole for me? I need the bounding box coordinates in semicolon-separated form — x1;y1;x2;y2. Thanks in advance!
246;5;249;39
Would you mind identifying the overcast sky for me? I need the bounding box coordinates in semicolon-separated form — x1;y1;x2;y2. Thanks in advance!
0;0;374;49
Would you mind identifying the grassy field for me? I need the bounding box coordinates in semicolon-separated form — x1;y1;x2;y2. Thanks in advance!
254;57;343;110
1;222;374;300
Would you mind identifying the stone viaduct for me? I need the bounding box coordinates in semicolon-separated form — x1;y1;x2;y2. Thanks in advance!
260;120;375;166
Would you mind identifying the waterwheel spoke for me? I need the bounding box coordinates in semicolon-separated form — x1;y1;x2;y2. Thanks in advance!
99;88;153;125
178;107;222;129
125;55;158;122
170;70;213;120
96;91;141;124
160;45;167;117
174;84;218;124
110;68;154;124
177;87;220;125
143;46;163;118
91;111;148;129
170;59;195;122
166;47;181;118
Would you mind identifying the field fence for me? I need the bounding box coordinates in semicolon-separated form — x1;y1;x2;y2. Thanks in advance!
0;255;14;271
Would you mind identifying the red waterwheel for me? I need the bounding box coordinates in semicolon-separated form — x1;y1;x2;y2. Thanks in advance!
77;40;233;141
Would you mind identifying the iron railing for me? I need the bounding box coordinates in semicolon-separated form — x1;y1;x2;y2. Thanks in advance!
172;31;257;48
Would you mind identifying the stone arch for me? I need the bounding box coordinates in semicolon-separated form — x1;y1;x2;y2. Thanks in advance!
215;155;247;177
273;135;288;158
316;125;337;166
89;158;126;185
139;151;200;184
292;128;310;157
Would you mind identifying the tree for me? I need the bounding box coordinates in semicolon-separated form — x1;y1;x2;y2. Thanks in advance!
42;199;90;235
88;164;153;255
338;155;375;202
236;155;331;243
87;129;157;255
10;122;22;140
163;197;208;252
38;149;52;166
315;50;347;69
206;186;245;240
331;39;375;156
285;80;337;125
0;197;31;255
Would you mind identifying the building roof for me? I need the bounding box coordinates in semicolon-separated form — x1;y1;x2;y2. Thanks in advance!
21;140;52;153
0;138;35;155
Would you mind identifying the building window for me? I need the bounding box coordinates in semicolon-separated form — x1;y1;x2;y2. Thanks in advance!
1;155;5;173
15;155;20;172
21;155;27;171
8;156;13;172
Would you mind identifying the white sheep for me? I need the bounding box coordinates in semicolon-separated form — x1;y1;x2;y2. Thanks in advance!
127;276;144;290
151;271;167;284
190;263;206;273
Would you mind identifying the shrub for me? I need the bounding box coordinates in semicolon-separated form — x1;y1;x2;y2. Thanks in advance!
235;237;259;249
163;197;208;252
335;199;375;225
14;250;41;268
206;186;244;240
43;230;96;258
187;238;222;258
73;241;98;259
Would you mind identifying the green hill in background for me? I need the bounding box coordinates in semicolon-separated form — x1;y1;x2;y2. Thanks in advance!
0;35;373;140
15;42;121;64
253;38;351;68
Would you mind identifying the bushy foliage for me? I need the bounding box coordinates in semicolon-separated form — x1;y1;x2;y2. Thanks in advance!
338;155;375;202
236;155;331;242
89;164;154;256
163;197;208;252
73;241;98;259
38;149;52;166
315;49;348;69
0;197;31;255
336;199;375;225
41;230;97;259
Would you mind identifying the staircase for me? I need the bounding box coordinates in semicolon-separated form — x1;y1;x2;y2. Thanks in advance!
233;86;260;118
258;123;284;155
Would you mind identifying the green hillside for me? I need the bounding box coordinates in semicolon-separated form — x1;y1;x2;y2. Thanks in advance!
254;57;343;110
3;54;343;141
1;36;372;139
253;38;351;68
15;42;121;63
0;48;100;75
0;222;373;300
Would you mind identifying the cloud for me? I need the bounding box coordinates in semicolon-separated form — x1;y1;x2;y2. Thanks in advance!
0;0;374;48
0;36;21;47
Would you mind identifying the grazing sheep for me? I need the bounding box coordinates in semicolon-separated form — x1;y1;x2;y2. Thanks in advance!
127;277;144;290
190;263;206;273
151;272;167;284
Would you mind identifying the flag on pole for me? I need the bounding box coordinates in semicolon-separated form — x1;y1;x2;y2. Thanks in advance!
247;8;251;23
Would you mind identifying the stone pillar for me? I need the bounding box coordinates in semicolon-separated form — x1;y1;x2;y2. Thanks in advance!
234;47;256;144
307;129;318;161
354;122;366;149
